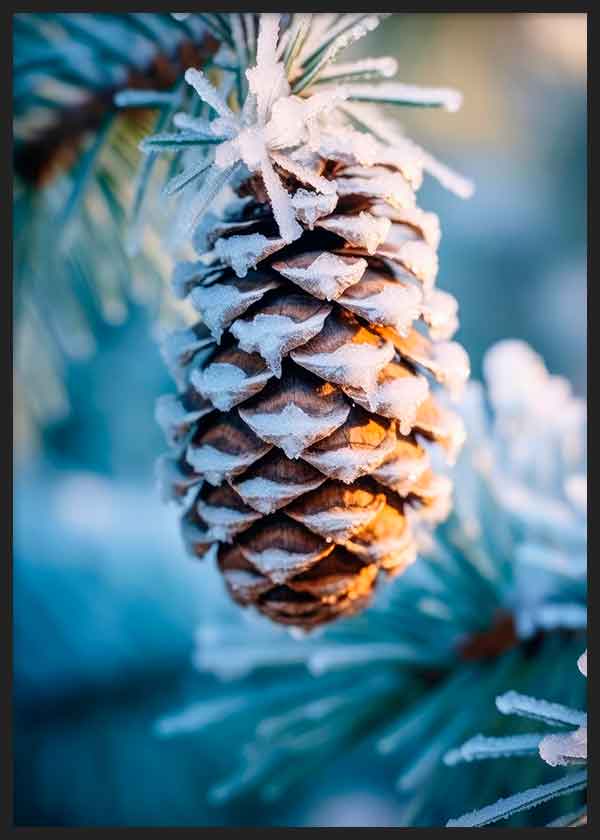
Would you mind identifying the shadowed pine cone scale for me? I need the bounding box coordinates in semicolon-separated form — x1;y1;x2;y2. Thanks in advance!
158;167;468;628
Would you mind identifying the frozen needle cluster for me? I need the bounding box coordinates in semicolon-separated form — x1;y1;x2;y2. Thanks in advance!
446;650;587;827
139;13;472;250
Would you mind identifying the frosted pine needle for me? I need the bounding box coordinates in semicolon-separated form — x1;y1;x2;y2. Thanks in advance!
446;651;588;826
339;81;463;111
495;690;586;728
446;771;587;828
136;13;473;250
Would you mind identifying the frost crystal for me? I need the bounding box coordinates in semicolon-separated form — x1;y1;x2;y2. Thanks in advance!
231;306;331;377
273;252;367;301
447;651;588;826
239;402;349;460
141;13;472;252
215;233;285;278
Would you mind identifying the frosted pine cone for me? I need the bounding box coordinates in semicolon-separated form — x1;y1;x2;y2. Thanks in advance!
151;14;471;628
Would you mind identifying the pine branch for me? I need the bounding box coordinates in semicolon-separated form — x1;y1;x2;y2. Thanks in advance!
13;13;219;435
14;21;218;186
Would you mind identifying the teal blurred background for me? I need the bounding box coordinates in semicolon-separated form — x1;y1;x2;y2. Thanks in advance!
13;13;586;826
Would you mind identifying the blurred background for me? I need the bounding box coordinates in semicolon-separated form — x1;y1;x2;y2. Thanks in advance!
13;13;586;826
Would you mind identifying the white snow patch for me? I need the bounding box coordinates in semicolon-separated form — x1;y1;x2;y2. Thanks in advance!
191;362;271;411
190;280;277;342
242;548;322;583
335;172;415;210
292;339;395;394
186;442;270;486
317;212;391;254
372;449;430;494
234;475;325;514
292;508;378;541
196;500;261;542
365;374;429;435
291;189;338;228
394;240;438;289
215;233;286;277
338;281;422;336
274;252;367;301
155;394;210;447
239;402;350;459
231;306;331;377
420;289;459;341
303;440;394;484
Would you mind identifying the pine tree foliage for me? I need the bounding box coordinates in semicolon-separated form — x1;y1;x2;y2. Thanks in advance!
150;13;475;627
13;13;218;431
446;650;587;827
156;341;586;825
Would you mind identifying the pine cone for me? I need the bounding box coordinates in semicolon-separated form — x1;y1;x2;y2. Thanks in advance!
152;14;471;628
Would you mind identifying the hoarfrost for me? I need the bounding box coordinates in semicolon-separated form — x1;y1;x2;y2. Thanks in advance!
186;441;271;487
233;476;325;515
341;81;463;112
239;402;350;460
539;728;587;767
215;233;286;277
292;338;395;394
184;67;237;124
242;547;324;584
190;277;279;342
171;163;240;247
444;733;544;766
291;189;338;228
318;56;398;82
317;212;391;254
231;306;331;377
302;435;395;484
273;252;367;301
338;280;423;336
191;362;271;412
495;691;586;728
446;771;587;827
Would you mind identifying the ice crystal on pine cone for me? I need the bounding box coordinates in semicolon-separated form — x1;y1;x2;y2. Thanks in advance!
446;650;587;827
147;13;475;628
156;340;586;822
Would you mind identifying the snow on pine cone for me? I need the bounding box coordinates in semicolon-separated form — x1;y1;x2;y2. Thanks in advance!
151;14;471;628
